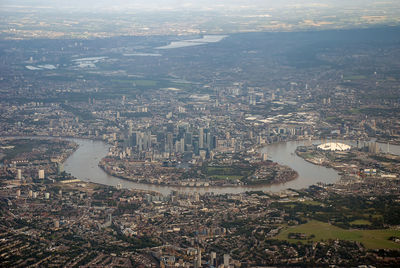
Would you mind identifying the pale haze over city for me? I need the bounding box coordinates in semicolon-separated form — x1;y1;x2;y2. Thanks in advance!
1;0;400;267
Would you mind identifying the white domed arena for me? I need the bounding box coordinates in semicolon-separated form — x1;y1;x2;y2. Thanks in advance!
317;142;351;151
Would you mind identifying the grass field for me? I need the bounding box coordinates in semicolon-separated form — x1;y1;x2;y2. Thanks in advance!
275;220;400;249
206;167;237;174
1;139;43;160
3;145;31;158
348;108;361;114
350;219;372;226
210;175;243;181
205;166;254;182
111;79;157;87
133;80;157;86
300;200;322;206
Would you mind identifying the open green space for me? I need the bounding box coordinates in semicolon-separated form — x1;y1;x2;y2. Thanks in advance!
2;143;35;161
206;167;235;174
210;175;243;181
0;139;56;161
300;200;323;206
298;152;316;159
206;166;252;176
363;213;383;221
350;219;372;226
275;220;400;249
348;108;361;114
132;80;157;86
203;165;254;182
111;79;157;87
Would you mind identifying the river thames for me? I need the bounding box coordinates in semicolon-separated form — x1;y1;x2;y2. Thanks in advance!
64;139;348;195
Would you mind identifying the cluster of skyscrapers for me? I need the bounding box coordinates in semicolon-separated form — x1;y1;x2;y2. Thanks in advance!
124;123;217;160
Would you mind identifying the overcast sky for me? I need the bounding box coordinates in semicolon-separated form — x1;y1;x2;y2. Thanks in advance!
1;0;374;12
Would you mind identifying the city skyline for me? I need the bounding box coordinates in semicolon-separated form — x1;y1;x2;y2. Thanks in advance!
1;1;400;267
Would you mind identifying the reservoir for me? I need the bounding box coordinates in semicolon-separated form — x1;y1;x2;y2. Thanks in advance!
156;35;227;50
64;139;347;195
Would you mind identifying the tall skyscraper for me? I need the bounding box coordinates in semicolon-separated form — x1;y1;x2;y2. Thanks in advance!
128;120;133;136
196;248;202;267
167;133;173;153
223;254;230;267
180;138;185;152
185;132;192;146
57;162;64;174
199;127;204;148
175;141;181;153
131;132;138;147
193;140;199;155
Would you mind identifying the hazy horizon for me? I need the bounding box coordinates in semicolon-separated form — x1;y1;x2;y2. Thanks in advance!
1;0;392;12
2;0;400;39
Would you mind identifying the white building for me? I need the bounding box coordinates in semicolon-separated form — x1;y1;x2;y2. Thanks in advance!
38;169;45;179
317;142;351;151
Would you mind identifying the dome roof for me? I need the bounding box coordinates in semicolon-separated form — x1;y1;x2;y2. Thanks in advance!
317;142;351;151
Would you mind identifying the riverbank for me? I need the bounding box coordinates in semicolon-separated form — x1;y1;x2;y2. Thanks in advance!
98;160;299;188
1;136;340;194
295;144;400;180
63;138;342;195
376;139;400;146
295;148;344;174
